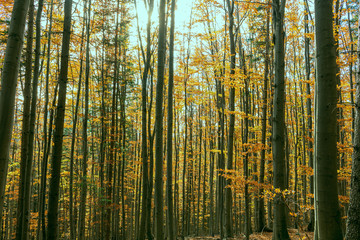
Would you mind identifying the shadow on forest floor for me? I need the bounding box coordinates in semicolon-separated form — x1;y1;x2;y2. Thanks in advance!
185;229;314;240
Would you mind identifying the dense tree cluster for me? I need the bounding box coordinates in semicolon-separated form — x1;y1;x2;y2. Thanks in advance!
0;0;359;239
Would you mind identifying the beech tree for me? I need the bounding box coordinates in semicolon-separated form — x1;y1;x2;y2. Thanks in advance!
346;6;360;240
272;0;290;239
0;0;31;222
154;0;167;239
314;0;343;239
46;0;73;238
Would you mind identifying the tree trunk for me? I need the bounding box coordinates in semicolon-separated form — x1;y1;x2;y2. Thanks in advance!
314;0;343;239
78;0;91;238
138;0;154;238
17;0;45;237
345;7;360;240
46;0;73;238
166;0;176;239
272;0;290;239
225;0;235;237
0;0;31;220
37;1;54;238
154;0;167;237
15;1;34;239
257;8;270;232
303;0;315;231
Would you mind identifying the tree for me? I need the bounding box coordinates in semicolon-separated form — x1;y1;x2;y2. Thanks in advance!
166;0;176;239
15;1;34;239
345;6;360;240
78;0;91;238
154;0;167;239
0;0;31;222
272;0;290;239
314;0;343;239
257;7;270;232
225;0;235;237
138;0;154;238
46;0;73;238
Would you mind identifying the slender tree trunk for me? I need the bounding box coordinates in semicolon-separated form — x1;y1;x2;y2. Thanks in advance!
314;0;343;239
345;6;360;240
78;0;91;238
37;1;54;238
120;74;127;239
147;66;155;240
68;5;85;240
242;50;251;240
303;0;315;231
154;0;167;237
0;0;31;220
46;0;73;238
272;0;290;239
18;0;45;237
15;1;34;239
257;8;270;232
225;0;235;237
138;0;154;238
166;0;176;239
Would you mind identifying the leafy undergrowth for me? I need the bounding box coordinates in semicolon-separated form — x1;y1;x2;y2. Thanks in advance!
185;229;314;240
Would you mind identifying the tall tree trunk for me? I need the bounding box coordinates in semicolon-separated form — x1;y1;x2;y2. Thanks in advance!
304;0;314;231
37;1;54;238
314;0;343;239
257;8;270;232
68;3;85;239
138;0;154;238
18;0;45;237
166;0;176;239
0;0;31;220
78;0;91;238
46;0;73;238
345;6;360;240
15;1;34;239
242;50;252;240
146;65;155;240
154;0;167;237
225;0;235;237
272;0;290;239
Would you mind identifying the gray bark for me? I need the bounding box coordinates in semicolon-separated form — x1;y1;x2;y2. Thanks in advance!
15;1;34;239
0;0;31;220
78;0;91;238
46;0;73;238
166;0;176;239
154;0;167;238
225;0;235;237
272;0;290;239
314;0;343;239
345;7;360;240
257;9;270;232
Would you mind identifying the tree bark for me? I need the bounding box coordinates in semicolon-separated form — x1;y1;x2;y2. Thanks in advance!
15;1;34;239
166;0;176;239
78;0;91;238
257;8;270;232
272;0;290;239
154;0;167;237
225;0;235;237
138;0;154;238
314;0;343;239
0;0;31;220
46;0;73;238
345;6;360;240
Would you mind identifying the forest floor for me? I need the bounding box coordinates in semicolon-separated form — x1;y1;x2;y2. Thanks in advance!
186;229;314;240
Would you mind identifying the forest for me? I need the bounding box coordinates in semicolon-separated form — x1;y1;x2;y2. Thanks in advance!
0;0;359;239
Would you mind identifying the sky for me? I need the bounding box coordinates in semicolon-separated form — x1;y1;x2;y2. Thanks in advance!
134;0;195;32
